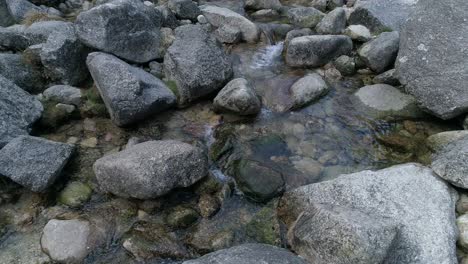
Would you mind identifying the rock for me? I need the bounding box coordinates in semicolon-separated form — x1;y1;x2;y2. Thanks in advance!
43;85;82;106
86;52;176;126
348;0;419;33
244;0;282;11
458;194;468;214
250;9;278;19
93;140;208;199
40;22;90;86
358;31;399;73
156;5;179;29
354;84;424;119
0;0;15;26
5;0;46;23
213;78;261;115
432;137;468;189
372;69;399;86
279;163;458;264
458;214;468;251
287;7;324;28
200;5;259;43
0;75;43;147
0;53;45;93
149;61;164;79
198;194;220;218
41;219;97;263
0;136;74;192
55;103;75;114
75;0;163;63
58;181;92;208
286;35;353;68
164;24;232;107
25;20;71;45
166;205;200;228
0;25;29;50
182;243;308;264
344;24;371;42
328;0;345;9
197;14;207;24
426;131;468;152
215;25;241;44
168;0;200;21
315;7;346;34
233;159;285;203
289;73;329;109
395;0;468;120
284;28;312;49
334;55;356;76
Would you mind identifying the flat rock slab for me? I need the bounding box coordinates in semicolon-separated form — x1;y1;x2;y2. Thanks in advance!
0;136;74;192
432;137;468;189
396;0;468;119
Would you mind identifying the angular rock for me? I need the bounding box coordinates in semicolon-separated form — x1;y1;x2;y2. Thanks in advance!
215;25;241;44
156;5;179;29
75;0;162;63
287;7;324;28
344;24;371;42
200;5;259;43
5;0;46;23
315;7;346;34
432;137;468;189
183;243;307;264
0;25;29;50
0;53;45;92
426;131;468;152
286;35;353;67
86;52;176;126
164;24;232;107
0;136;74;192
279;163;458;264
244;0;282;11
289;73;329;109
0;75;42;147
334;55;356;76
168;0;200;21
0;0;15;26
43;85;82;106
358;31;399;73
395;0;468;119
93;140;208;199
213;78;261;115
372;69;399;86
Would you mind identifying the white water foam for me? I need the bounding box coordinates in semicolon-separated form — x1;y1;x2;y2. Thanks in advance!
250;42;284;69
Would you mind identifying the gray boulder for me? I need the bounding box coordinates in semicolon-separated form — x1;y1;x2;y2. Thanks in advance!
289;73;329;109
40;22;90;86
200;5;259;43
213;78;261;115
215;25;241;44
0;25;29;50
0;0;15;26
75;0;162;63
432;137;468;189
286;35;353;67
281;0;327;12
86;52;176;126
348;0;420;33
284;28;312;49
25;20;72;46
315;7;346;35
373;69;399;86
93;140;208;199
183;244;307;264
395;0;468;120
5;0;46;23
164;24;233;107
244;0;282;11
168;0;200;21
43;85;82;106
344;24;371;42
156;5;179;29
279;163;458;264
287;7;324;28
334;55;356;76
0;53;45;92
426;131;468;152
0;135;74;192
358;31;399;73
0;75;42;147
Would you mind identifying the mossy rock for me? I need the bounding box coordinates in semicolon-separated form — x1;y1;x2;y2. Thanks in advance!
164;80;179;99
57;181;92;208
246;206;281;246
165;205;199;229
39;100;78;129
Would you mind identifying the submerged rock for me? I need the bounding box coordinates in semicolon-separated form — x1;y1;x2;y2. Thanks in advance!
289;73;329;110
58;181;92;208
432;137;468;189
86;52;176;126
213;78;261;116
0;136;74;192
287;7;324;28
358;31;399;73
93;140;207;199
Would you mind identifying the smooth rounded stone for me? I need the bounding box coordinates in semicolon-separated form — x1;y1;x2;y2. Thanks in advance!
168;0;200;21
75;0;162;63
395;0;468;120
0;75;43;148
41;219;96;263
279;163;458;264
344;24;371;41
0;136;74;192
197;14;207;23
458;214;468;251
283;0;327;12
93;140;208;199
58;181;92;208
284;28;312;48
286;35;353;68
334;55;356;76
43;85;82;106
432;137;468;189
213;78;261;115
86;52;176;126
286;7;324;28
244;0;282;11
289;73;329;110
250;9;278;19
348;0;419;33
426;131;468;152
215;25;241;44
372;68;399;86
233;159;285;203
458;194;468;215
164;24;233;107
358;31;399;73
315;7;346;34
183;243;307;264
0;53;45;92
55;103;75;114
166;205;200;228
200;5;259;43
156;5;179;29
354;84;424;119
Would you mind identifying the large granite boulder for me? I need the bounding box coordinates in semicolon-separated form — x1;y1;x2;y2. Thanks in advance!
395;0;468;119
183;244;307;264
358;31;399;73
278;163;458;264
0;136;74;192
75;0;163;63
0;75;42;147
86;52;176;126
213;78;261;116
432;137;468;189
164;24;233;107
0;53;45;92
93;140;208;199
